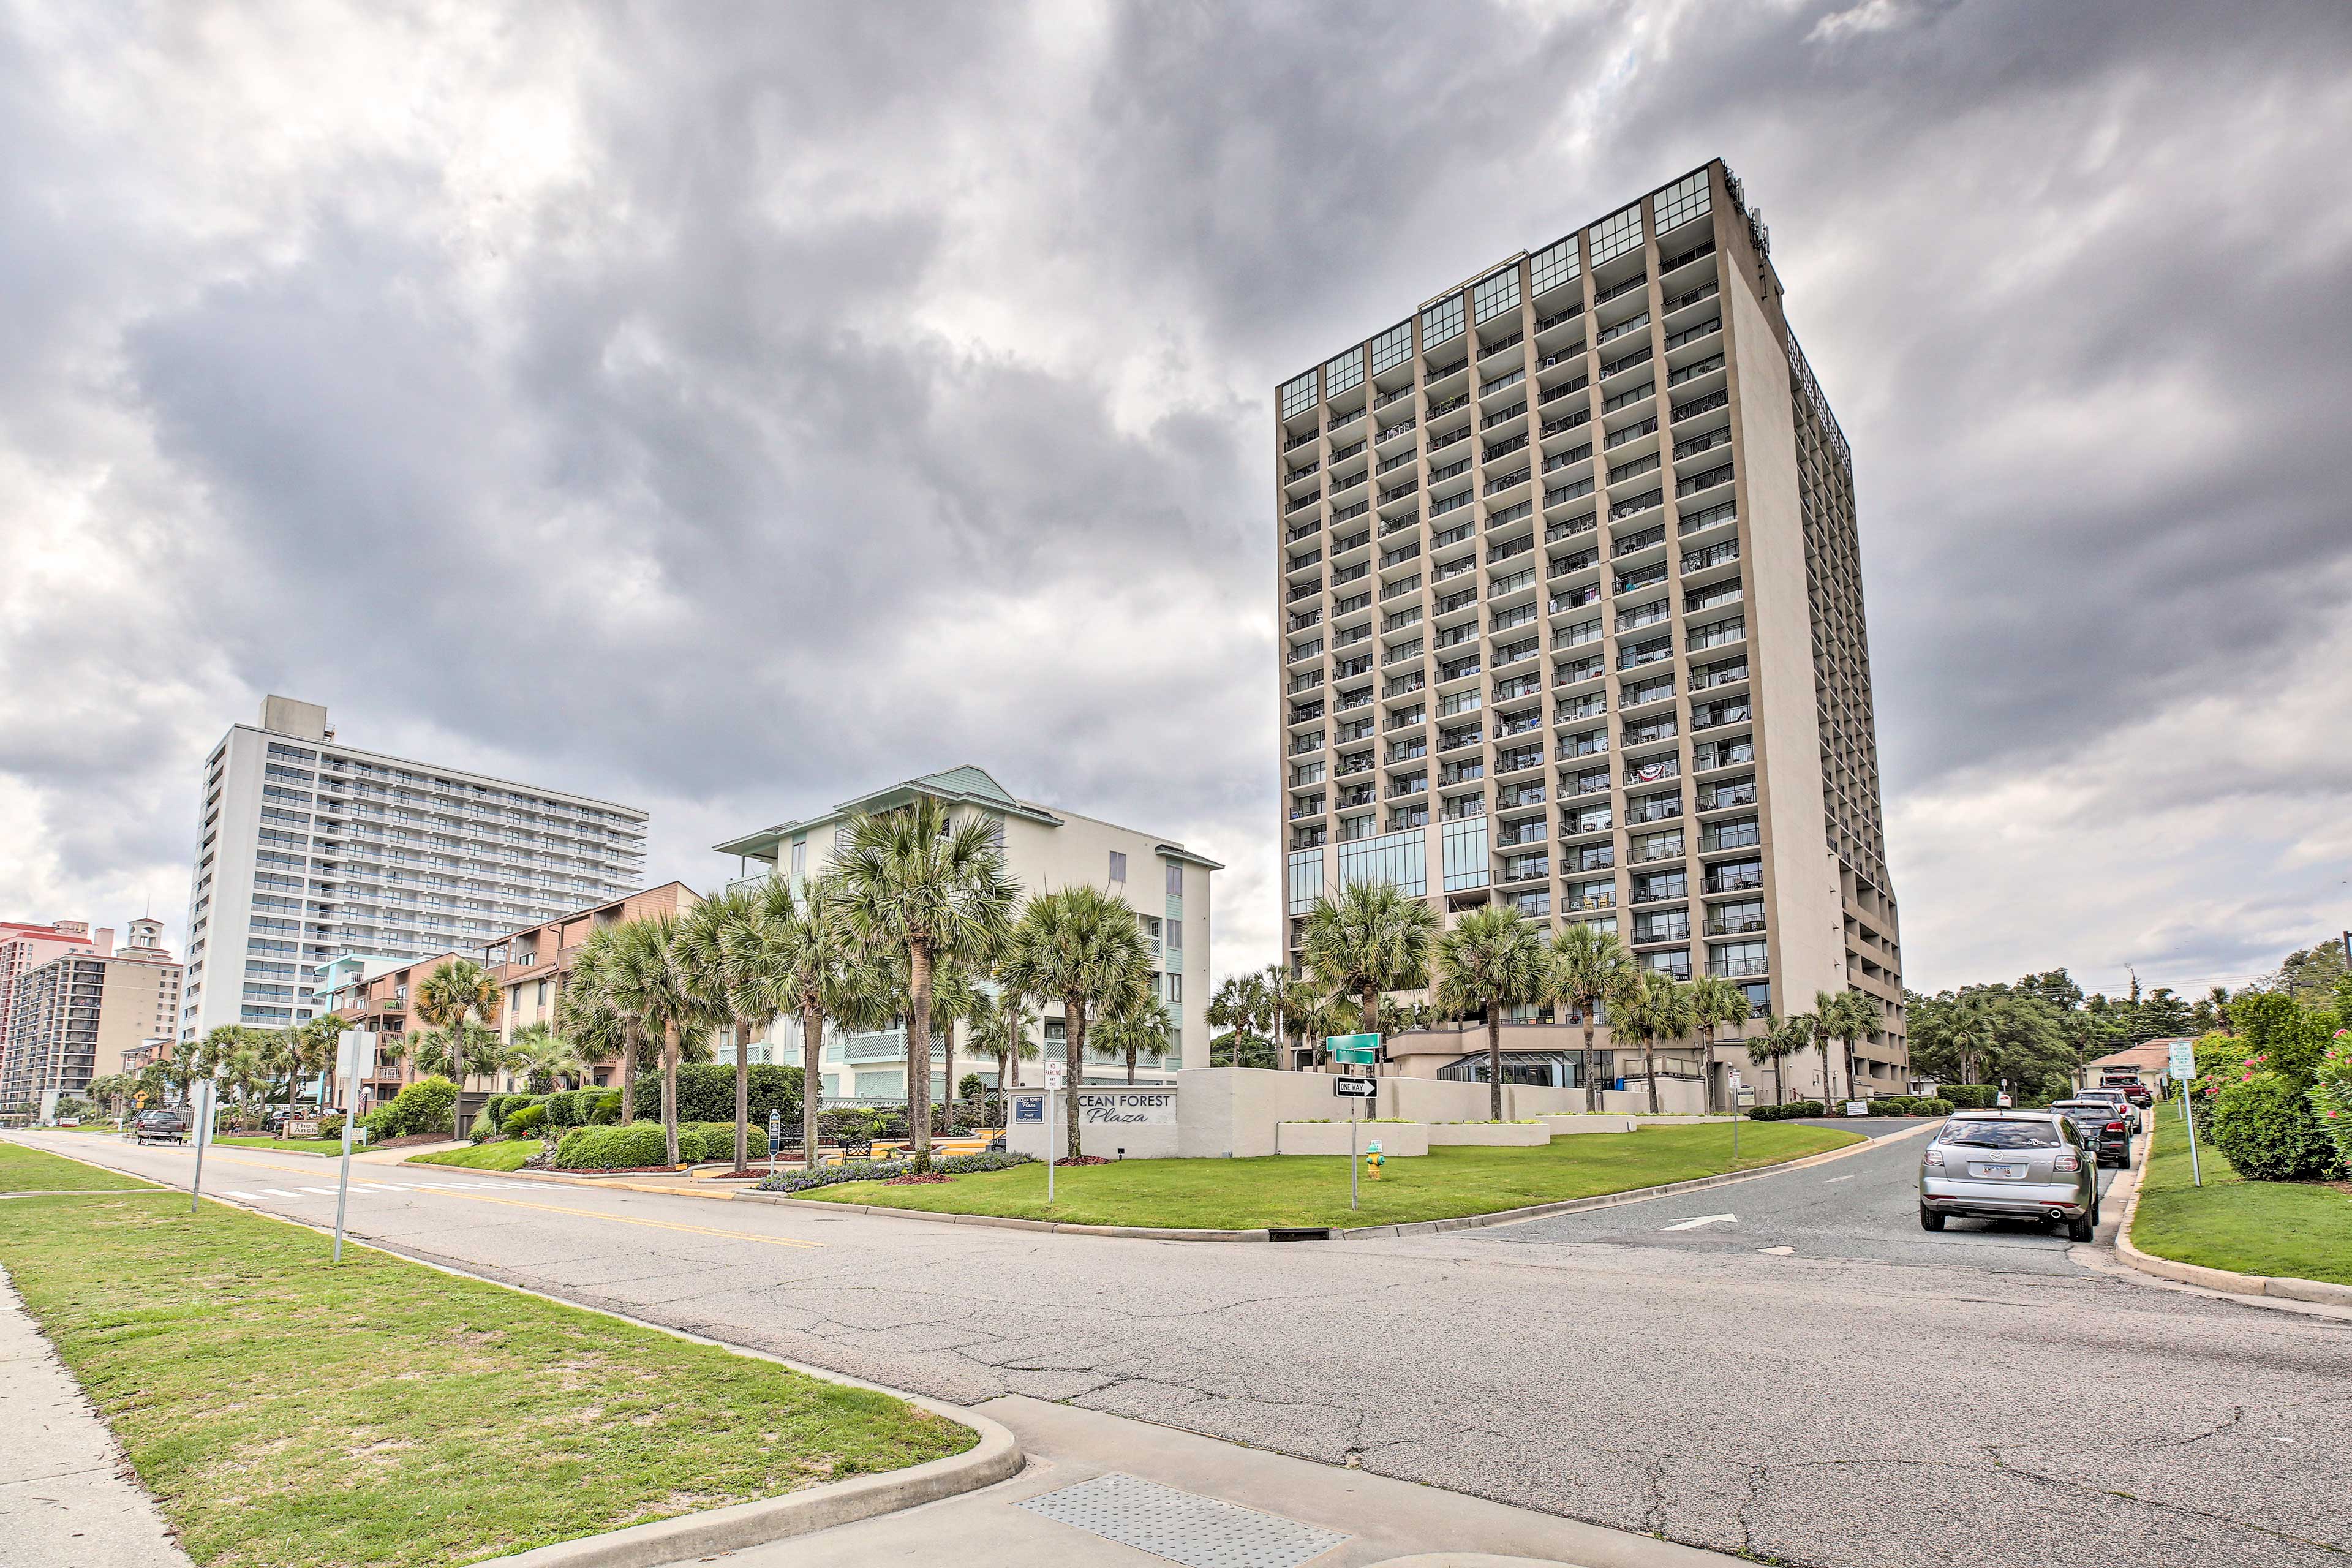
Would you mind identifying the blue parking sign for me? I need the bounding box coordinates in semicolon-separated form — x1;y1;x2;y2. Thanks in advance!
1014;1095;1044;1123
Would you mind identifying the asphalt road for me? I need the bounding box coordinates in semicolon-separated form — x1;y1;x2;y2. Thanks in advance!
12;1128;2348;1568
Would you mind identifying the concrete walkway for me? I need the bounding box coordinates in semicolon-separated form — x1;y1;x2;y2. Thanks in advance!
681;1395;1738;1567
0;1267;192;1567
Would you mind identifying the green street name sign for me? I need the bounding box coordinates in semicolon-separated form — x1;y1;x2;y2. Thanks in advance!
1327;1031;1381;1065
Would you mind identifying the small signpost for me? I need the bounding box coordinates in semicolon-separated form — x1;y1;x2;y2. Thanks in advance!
331;1030;372;1263
1729;1071;1746;1160
1042;1060;1066;1205
767;1107;782;1177
187;1078;217;1215
1332;1079;1378;1099
2169;1038;2202;1187
1327;1032;1380;1066
1325;1036;1381;1211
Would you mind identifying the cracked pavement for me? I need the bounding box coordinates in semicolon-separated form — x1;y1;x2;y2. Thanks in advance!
18;1129;2350;1568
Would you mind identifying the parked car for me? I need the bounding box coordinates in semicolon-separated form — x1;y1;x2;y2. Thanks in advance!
2106;1079;2155;1109
131;1107;190;1144
2073;1086;2141;1134
1919;1110;2100;1240
2051;1099;2134;1169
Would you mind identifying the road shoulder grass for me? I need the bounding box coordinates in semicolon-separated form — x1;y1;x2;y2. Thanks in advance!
0;1137;154;1191
794;1121;1860;1229
408;1139;545;1172
2131;1108;2352;1286
0;1142;973;1568
216;1135;352;1155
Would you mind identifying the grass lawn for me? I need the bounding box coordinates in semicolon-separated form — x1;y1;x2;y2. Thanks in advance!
409;1140;544;1172
796;1121;1861;1229
2131;1107;2352;1286
216;1135;352;1156
0;1142;973;1568
0;1138;151;1192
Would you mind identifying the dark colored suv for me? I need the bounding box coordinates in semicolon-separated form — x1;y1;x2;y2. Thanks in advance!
131;1108;189;1144
2051;1100;2133;1168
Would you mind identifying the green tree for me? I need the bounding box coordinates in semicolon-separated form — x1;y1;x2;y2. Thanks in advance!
1686;976;1754;1114
969;984;1038;1091
508;1022;586;1092
1431;905;1548;1121
1548;922;1635;1111
2271;937;2348;1003
998;884;1155;1158
1093;988;1172;1085
2132;986;2195;1044
1612;970;1694;1114
413;958;500;1137
834;797;1020;1170
562;925;648;1123
677;887;785;1173
601;913;722;1166
1207;972;1271;1065
2226;990;2339;1085
1301;881;1437;1060
1746;1014;1806;1104
736;873;879;1165
1820;989;1879;1104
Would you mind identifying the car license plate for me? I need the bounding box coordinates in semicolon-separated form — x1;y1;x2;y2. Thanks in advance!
1968;1163;2024;1180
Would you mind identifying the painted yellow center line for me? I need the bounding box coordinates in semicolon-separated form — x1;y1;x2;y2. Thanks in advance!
410;1188;824;1248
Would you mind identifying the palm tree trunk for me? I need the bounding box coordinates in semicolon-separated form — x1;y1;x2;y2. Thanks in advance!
1819;1038;1835;1109
1697;1027;1715;1115
733;1018;751;1175
1487;1011;1504;1122
660;1022;680;1166
620;1029;638;1123
1126;1047;1137;1085
907;942;934;1170
1774;1055;1785;1105
941;1012;956;1138
1581;1009;1599;1112
801;1004;823;1172
1063;996;1085;1158
1644;1039;1661;1115
453;1028;467;1139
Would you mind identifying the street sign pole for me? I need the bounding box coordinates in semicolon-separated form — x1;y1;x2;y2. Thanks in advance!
1047;1085;1056;1207
330;1031;369;1264
187;1079;214;1215
2168;1039;2201;1187
1350;1088;1359;1211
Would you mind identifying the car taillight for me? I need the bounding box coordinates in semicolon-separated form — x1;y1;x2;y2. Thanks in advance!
1924;1148;1943;1166
2105;1121;2125;1133
2054;1152;2080;1172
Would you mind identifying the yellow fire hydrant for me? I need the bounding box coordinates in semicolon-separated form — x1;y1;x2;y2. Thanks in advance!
1364;1147;1385;1180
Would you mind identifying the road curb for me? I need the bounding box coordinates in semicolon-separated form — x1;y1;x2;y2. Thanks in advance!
2113;1126;2352;1308
1;1133;1027;1567
727;1122;1930;1242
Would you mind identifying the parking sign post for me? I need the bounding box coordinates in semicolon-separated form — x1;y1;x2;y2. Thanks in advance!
1043;1059;1066;1207
331;1031;371;1263
187;1078;216;1215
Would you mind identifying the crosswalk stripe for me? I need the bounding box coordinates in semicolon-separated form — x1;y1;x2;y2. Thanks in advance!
262;1189;304;1197
223;1191;262;1200
297;1186;337;1194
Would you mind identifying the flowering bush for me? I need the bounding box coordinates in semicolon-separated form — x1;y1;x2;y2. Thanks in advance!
2207;1069;2340;1182
2310;1030;2352;1170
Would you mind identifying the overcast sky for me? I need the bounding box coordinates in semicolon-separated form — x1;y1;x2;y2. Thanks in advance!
3;0;2348;1000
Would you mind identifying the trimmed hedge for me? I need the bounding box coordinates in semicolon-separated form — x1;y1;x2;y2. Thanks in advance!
628;1063;804;1127
756;1150;1034;1194
1940;1084;1997;1109
1914;1097;1956;1116
552;1122;673;1170
1746;1100;1826;1121
682;1121;769;1160
2209;1072;2341;1182
384;1076;457;1137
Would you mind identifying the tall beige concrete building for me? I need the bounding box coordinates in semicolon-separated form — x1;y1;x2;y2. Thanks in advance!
1;919;183;1109
1275;160;1903;1101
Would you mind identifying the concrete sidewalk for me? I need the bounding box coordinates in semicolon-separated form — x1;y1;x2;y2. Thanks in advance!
0;1267;192;1567
679;1395;1740;1568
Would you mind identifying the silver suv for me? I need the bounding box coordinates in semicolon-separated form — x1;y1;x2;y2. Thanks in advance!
1918;1111;2100;1240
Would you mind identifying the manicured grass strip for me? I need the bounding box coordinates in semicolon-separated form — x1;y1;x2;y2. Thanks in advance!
216;1136;355;1155
0;1186;973;1567
2132;1106;2352;1286
0;1139;158;1193
797;1121;1861;1229
409;1140;545;1172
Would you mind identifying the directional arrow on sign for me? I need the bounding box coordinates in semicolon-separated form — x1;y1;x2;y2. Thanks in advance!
1662;1213;1738;1232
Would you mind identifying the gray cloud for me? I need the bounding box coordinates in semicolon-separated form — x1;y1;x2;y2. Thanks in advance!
1;0;2348;997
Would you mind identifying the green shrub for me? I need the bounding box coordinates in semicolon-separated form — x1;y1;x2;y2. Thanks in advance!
551;1121;674;1170
361;1104;400;1144
679;1121;769;1161
1749;1099;1826;1122
469;1106;501;1143
757;1148;1033;1194
626;1063;804;1127
1941;1085;1996;1109
2209;1072;2341;1182
315;1113;346;1140
1915;1097;1956;1116
1871;1096;1913;1117
504;1102;547;1138
592;1090;622;1125
2312;1031;2352;1170
386;1076;458;1137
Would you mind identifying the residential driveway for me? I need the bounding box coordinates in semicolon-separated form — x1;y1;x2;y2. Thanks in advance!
11;1130;2347;1568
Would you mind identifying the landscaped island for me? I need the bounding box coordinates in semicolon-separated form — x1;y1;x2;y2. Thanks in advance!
790;1120;1860;1229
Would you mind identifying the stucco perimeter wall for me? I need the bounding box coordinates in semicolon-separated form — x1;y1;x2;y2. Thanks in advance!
1178;1068;1347;1158
1376;1076;1585;1125
1277;1121;1431;1156
1597;1081;1709;1115
1005;1087;1181;1160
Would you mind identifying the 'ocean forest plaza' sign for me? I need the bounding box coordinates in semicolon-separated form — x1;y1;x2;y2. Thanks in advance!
1077;1091;1177;1126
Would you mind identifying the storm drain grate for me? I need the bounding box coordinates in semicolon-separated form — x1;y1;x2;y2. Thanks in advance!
1015;1471;1349;1568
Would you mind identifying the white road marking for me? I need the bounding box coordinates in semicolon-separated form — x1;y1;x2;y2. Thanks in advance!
296;1186;337;1195
1823;1175;1855;1183
261;1189;304;1197
1759;1246;1796;1256
1664;1213;1738;1232
222;1191;262;1200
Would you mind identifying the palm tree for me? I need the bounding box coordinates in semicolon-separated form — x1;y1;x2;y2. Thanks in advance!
1746;1013;1804;1105
1822;988;1878;1104
1206;973;1267;1065
1549;922;1636;1111
257;1028;302;1126
833;797;1020;1170
677;888;781;1174
969;985;1038;1093
1300;881;1438;1065
558;930;641;1119
925;954;985;1138
998;884;1156;1158
1685;976;1754;1115
414;958;500;1137
601;913;720;1166
508;1022;586;1091
1095;989;1172;1085
1945;990;1999;1088
1432;905;1549;1120
737;873;878;1166
1611;969;1695;1114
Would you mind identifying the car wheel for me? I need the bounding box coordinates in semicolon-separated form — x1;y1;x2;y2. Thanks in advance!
1918;1204;1945;1232
2067;1210;2095;1242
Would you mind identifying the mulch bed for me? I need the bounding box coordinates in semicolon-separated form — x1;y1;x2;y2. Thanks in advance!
884;1172;954;1185
1054;1155;1112;1167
